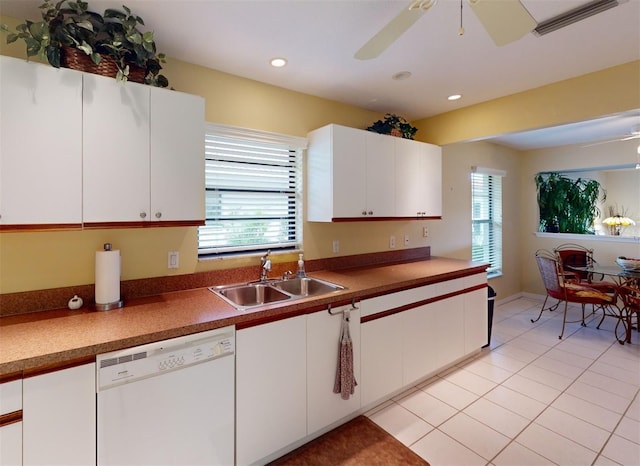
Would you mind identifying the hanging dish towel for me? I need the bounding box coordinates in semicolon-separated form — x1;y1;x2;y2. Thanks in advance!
333;309;357;400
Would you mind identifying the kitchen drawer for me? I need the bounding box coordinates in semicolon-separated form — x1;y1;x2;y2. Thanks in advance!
361;283;437;317
0;379;22;415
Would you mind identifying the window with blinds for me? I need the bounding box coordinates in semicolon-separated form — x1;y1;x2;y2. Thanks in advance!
199;124;305;256
471;167;504;277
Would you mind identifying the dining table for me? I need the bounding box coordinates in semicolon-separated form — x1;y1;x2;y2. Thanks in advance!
569;264;640;343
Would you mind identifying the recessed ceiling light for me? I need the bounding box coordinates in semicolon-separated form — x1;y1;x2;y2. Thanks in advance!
448;94;462;101
392;71;412;81
270;57;287;68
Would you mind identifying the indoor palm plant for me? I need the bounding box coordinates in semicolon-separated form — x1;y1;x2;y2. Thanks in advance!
535;172;605;234
2;0;168;87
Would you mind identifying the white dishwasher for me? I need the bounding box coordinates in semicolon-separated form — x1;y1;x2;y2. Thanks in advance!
97;326;235;466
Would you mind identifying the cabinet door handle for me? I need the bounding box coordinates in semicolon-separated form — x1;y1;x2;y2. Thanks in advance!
140;212;147;219
155;212;162;219
368;211;373;215
362;210;367;215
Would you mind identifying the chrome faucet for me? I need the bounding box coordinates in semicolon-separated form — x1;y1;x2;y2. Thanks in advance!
259;250;272;282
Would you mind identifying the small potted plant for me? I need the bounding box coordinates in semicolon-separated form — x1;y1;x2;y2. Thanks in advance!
367;113;418;139
2;0;168;87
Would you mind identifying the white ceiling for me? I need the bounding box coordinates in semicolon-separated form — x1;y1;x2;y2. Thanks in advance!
1;0;639;149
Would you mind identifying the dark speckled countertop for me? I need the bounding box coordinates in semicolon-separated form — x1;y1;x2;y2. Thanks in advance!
0;257;487;376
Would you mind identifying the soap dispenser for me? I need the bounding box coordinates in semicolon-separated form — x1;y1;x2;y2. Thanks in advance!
296;253;306;278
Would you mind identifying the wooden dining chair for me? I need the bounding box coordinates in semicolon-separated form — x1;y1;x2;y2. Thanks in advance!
534;249;622;341
553;243;617;294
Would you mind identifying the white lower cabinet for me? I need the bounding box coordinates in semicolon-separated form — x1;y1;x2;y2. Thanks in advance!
237;306;364;465
432;295;466;370
307;304;361;434
0;420;21;466
361;311;403;407
361;274;487;407
465;287;489;352
402;303;440;386
23;362;96;466
0;378;22;466
236;316;307;466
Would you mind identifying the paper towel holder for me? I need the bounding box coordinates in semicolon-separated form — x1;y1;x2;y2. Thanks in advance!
95;243;124;311
95;300;124;311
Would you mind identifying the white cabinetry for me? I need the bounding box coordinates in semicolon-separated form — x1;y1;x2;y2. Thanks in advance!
464;277;489;353
150;88;205;222
307;304;361;434
361;311;403;407
0;378;22;466
308;124;395;220
83;73;150;224
236;316;307;466
0;56;82;228
23;362;96;466
360;274;487;408
395;137;442;217
363;132;395;217
237;305;363;464
307;123;441;221
83;73;204;225
402;301;440;385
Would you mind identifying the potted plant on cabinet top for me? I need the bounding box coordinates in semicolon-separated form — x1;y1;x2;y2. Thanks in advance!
2;0;168;87
367;113;418;140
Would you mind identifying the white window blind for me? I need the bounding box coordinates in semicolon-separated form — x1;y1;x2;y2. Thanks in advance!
199;123;306;256
471;167;504;277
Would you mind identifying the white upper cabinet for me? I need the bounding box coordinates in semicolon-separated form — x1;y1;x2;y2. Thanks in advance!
307;123;441;221
364;131;395;217
83;74;205;225
395;137;442;217
308;124;366;220
83;73;150;224
0;56;82;228
1;57;204;229
150;87;205;222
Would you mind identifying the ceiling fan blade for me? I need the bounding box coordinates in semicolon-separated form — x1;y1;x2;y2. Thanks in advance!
354;3;426;60
468;0;537;46
620;134;640;141
582;137;629;147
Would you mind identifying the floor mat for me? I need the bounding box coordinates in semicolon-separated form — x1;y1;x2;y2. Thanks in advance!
269;415;429;466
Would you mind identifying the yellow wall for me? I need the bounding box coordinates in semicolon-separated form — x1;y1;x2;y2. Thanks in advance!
413;61;640;146
1;13;639;297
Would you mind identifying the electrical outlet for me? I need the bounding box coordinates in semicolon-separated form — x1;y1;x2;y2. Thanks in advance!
332;240;340;253
423;227;429;237
389;235;396;248
168;251;179;269
404;234;409;246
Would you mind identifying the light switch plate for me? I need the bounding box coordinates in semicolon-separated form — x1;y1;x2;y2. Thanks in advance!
168;251;179;269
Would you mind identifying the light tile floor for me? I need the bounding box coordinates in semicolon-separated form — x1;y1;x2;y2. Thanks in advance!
365;297;640;466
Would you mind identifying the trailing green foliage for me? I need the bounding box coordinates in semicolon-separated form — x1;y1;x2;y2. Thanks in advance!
535;172;606;234
367;114;418;140
2;0;168;87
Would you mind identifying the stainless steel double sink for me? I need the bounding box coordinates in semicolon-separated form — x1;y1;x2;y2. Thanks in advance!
209;276;345;310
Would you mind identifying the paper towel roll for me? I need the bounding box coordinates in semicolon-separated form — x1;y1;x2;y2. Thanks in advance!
95;247;121;305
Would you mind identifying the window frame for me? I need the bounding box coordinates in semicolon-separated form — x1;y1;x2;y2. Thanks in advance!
199;123;307;258
471;166;505;278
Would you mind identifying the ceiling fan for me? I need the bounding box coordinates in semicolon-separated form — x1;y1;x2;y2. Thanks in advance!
354;0;538;60
584;125;640;147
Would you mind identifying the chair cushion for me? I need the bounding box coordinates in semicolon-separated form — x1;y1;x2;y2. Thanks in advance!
563;282;613;303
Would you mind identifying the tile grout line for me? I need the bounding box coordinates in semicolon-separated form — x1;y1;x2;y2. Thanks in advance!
370;299;639;465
